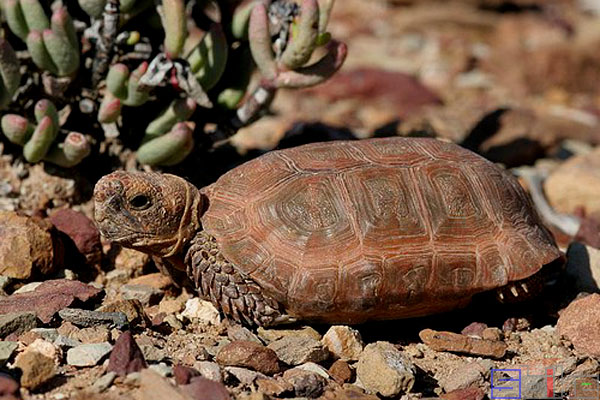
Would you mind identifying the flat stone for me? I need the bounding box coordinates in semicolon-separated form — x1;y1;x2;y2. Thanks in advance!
181;376;231;400
282;367;327;398
29;328;58;342
181;298;221;325
0;279;101;323
565;242;600;293
98;298;147;327
195;361;222;383
0;342;18;365
66;342;113;367
216;340;280;375
90;371;116;394
53;335;82;349
107;331;147;376
441;387;485;400
356;341;416;397
58;308;128;329
419;328;507;358
322;325;364;361
257;326;321;343
224;366;267;386
557;293;600;357
267;335;329;366
14;350;56;390
120;284;163;306
0;312;37;338
227;324;262;343
13;282;43;294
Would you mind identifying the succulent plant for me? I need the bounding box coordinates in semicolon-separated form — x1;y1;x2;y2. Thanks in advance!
98;62;150;123
0;39;20;110
0;0;346;168
1;99;90;167
4;1;79;76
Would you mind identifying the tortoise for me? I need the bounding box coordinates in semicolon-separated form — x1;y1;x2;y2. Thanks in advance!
93;137;562;326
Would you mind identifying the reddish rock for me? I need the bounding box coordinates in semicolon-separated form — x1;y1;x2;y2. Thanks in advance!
441;387;485;400
216;340;280;375
557;293;600;357
0;280;102;323
0;373;20;399
173;364;200;385
328;359;353;383
49;209;101;263
461;322;488;337
309;68;442;118
0;212;63;279
180;376;230;400
107;331;147;376
419;329;507;358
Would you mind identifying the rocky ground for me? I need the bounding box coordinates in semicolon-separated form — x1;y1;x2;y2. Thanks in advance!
2;0;600;399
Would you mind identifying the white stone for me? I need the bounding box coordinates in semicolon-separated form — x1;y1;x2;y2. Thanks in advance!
181;298;221;325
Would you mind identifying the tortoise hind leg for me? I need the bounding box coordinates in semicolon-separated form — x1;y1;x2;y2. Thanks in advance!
184;231;296;327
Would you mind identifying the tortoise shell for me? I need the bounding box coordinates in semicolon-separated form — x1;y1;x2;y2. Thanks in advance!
200;137;560;323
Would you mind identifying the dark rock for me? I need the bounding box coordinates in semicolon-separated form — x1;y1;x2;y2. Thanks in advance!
181;376;231;400
49;208;101;263
173;365;200;385
0;373;19;398
107;331;147;377
0;312;37;339
282;368;327;398
58;308;128;329
0;279;102;323
216;340;280;375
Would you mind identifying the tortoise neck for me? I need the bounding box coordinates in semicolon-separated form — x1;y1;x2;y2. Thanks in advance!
162;177;205;258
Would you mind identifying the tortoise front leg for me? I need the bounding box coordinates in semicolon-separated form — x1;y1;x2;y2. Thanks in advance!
184;231;296;327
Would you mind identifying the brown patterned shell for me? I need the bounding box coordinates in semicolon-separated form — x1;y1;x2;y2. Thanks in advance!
200;137;560;323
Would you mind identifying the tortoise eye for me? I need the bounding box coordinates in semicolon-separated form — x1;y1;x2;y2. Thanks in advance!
129;194;151;210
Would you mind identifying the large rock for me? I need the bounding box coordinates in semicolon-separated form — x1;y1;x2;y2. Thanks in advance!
49;209;102;264
267;335;329;366
0;279;102;323
322;325;364;361
67;342;113;367
14;350;56;390
356;342;415;397
216;340;280;375
557;293;600;357
0;212;63;279
107;331;147;376
545;147;600;220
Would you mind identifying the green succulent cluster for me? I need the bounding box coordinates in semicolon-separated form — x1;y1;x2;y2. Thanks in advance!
1;99;91;167
0;0;346;167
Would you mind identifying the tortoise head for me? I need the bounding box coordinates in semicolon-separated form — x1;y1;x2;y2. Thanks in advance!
93;171;204;257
